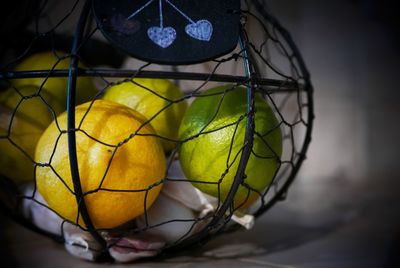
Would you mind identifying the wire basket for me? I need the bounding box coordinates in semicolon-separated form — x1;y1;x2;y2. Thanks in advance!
0;0;313;262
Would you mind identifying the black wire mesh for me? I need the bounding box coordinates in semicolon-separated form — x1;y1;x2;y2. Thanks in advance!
0;0;313;262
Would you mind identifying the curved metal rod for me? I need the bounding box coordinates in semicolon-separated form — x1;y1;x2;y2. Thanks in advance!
66;0;107;248
166;25;257;252
251;0;315;218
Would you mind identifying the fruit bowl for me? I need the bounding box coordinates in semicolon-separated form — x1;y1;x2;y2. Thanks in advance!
0;0;313;262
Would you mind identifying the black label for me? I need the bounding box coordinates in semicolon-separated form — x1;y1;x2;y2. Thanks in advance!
93;0;240;65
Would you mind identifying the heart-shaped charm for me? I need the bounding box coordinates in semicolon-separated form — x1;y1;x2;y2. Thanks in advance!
147;26;176;48
185;20;213;41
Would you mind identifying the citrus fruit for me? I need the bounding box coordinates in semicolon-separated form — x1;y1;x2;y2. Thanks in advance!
35;99;166;229
0;86;62;184
11;51;97;114
178;85;282;208
102;78;187;153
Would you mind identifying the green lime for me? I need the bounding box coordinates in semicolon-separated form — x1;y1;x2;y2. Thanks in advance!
178;85;282;208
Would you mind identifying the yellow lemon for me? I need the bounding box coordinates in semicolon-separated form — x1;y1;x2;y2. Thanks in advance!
0;86;62;184
35;99;165;229
11;51;97;114
178;85;282;209
102;78;187;153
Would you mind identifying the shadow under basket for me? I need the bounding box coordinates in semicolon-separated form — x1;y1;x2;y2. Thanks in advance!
0;0;314;263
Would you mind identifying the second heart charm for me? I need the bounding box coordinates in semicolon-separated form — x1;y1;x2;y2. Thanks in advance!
185;20;213;41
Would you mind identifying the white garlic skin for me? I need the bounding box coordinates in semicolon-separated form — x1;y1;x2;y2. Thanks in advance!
136;193;197;242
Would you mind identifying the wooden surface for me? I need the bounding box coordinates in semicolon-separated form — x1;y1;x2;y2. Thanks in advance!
1;173;400;268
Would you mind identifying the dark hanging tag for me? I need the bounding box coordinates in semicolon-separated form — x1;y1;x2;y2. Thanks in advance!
93;0;240;65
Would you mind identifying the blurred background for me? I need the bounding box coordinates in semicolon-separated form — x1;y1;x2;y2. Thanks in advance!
1;0;400;267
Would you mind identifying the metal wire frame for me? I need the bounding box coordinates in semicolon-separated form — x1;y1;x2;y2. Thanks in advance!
250;0;314;219
0;0;314;259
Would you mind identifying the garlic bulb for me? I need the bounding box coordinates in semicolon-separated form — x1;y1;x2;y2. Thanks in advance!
136;193;197;242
